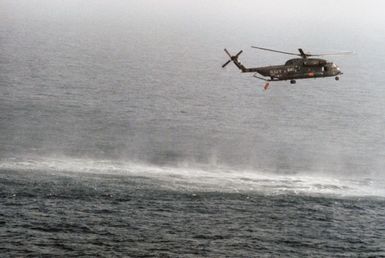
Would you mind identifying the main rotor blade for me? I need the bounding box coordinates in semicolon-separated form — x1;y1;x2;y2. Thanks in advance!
251;46;300;56
298;48;307;58
309;51;354;57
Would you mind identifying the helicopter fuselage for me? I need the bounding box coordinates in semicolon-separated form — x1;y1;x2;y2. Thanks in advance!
222;48;348;85
240;58;342;81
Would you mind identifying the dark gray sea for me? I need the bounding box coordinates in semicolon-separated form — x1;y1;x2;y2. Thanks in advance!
1;0;385;257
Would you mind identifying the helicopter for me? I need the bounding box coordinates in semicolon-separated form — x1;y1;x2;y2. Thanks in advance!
222;46;352;90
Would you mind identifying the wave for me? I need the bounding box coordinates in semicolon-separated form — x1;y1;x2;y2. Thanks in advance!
0;156;384;198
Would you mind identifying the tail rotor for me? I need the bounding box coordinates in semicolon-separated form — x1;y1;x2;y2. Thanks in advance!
222;60;231;68
222;49;243;68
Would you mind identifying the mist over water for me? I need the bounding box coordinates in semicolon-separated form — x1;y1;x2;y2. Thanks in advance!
1;0;385;256
1;156;384;198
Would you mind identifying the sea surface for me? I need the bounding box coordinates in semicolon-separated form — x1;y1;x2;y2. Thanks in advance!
1;0;385;256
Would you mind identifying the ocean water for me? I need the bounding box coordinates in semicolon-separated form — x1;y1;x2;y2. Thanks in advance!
1;0;385;256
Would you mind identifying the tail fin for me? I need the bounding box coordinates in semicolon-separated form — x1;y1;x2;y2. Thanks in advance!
222;49;247;72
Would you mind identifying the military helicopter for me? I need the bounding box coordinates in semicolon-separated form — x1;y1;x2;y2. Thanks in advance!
222;46;352;90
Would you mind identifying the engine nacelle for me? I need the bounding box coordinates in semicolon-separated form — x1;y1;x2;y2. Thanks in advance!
303;59;327;66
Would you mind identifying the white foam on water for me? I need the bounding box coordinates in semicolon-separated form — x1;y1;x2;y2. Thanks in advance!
1;156;384;197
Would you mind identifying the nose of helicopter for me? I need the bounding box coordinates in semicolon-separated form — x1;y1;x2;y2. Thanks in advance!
336;66;343;75
334;64;342;75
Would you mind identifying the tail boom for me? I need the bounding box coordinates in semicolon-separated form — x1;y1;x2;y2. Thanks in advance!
222;49;260;73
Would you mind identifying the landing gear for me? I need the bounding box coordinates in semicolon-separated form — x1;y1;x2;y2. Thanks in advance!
335;76;340;81
290;79;296;84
